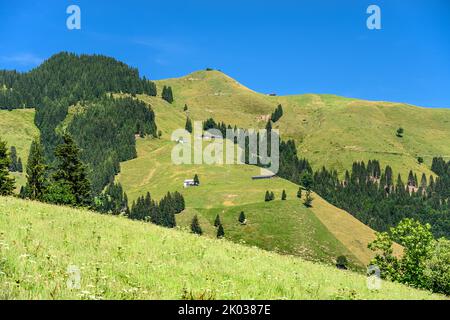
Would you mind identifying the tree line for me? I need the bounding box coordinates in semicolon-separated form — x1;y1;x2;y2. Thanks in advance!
312;159;450;238
0;135;185;230
0;52;157;110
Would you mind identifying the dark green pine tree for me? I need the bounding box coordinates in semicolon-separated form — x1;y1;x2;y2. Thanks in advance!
185;117;193;133
162;86;174;103
297;187;302;199
8;146;18;172
191;215;203;235
183;104;188;111
162;86;167;101
0;138;15;195
217;224;225;238
270;104;284;123
238;211;246;224
265;190;271;202
214;214;221;227
265;120;272;132
303;190;313;208
17;158;23;173
407;170;415;186
166;86;174;103
25;138;47;200
53;134;92;207
301;172;314;191
282;190;287;200
193;174;200;186
270;192;275;201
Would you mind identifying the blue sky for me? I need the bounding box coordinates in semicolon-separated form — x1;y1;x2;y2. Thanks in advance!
0;0;449;107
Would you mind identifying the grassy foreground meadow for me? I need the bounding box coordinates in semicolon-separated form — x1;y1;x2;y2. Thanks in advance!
0;197;442;300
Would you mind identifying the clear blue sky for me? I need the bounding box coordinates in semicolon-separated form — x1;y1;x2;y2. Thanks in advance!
0;0;449;107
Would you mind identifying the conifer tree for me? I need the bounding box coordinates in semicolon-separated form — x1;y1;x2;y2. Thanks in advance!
17;158;23;173
53;134;92;207
162;86;174;103
185;117;193;133
265;191;271;202
297;187;302;199
420;173;428;189
282;190;287;200
217;224;225;238
8;146;18;171
191;215;203;235
25;138;47;200
0;138;15;195
238;211;246;224
214;214;221;227
193;174;200;186
408;170;415;186
301;172;313;191
303;190;313;208
265;120;272;132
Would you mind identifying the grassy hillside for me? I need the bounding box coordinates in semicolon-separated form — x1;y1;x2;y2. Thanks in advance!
116;95;403;267
0;197;441;300
0;109;39;189
156;70;450;178
116;136;363;266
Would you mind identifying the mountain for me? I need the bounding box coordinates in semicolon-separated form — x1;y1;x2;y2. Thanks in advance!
0;196;441;300
155;70;450;178
1;54;449;296
115;94;400;267
151;70;450;238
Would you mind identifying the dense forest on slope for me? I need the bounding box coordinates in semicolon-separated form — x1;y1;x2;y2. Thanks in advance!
277;143;450;238
201;115;450;238
67;97;157;192
0;53;159;194
0;52;156;110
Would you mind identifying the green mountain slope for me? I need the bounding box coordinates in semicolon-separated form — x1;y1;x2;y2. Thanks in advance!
115;95;402;267
0;109;39;189
156;70;450;178
0;197;441;300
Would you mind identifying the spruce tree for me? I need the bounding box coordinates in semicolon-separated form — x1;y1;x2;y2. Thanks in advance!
162;86;174;103
297;187;302;199
25;138;47;200
270;191;275;201
217;224;225;238
53;134;92;207
193;174;200;186
303;190;313;208
214;214;221;227
9;146;18;172
265;191;271;202
0;138;15;195
17;158;23;173
265;120;272;132
238;211;246;224
167;86;174;103
185;117;193;133
282;190;287;200
191;215;203;235
301;172;313;191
